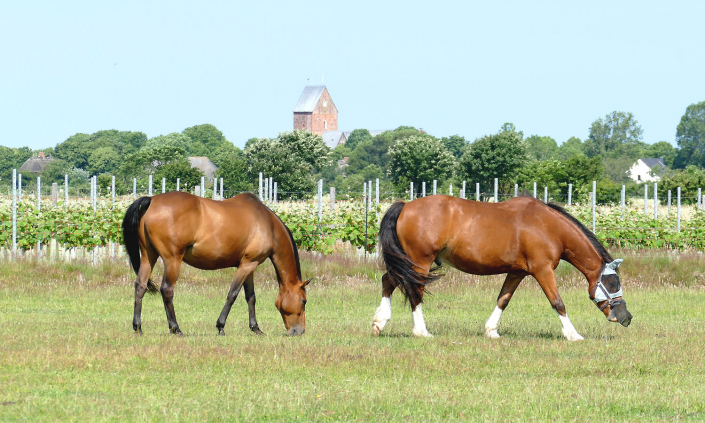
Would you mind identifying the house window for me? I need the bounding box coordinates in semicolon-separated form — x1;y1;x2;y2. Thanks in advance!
323;100;327;107
324;120;327;130
638;175;641;181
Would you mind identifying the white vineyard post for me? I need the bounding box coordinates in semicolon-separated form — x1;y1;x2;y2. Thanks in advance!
148;174;153;197
422;181;426;197
494;178;498;203
592;181;596;234
213;178;218;200
409;182;413;202
37;176;41;211
176;178;180;192
258;173;263;200
318;179;323;223
433;180;437;195
462;181;466;199
668;190;671;216
162;178;166;194
476;183;480;201
568;183;572;206
220;178;224;200
133;178;137;199
269;177;273;201
330;187;336;213
533;182;537;198
544;186;548;203
449;184;453;197
368;181;372;211
375;178;379;208
12;169;17;255
273;182;277;207
200;176;205;198
514;184;518;198
677;187;681;233
264;177;269;203
654;182;658;219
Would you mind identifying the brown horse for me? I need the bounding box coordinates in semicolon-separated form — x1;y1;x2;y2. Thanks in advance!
373;195;632;340
122;192;310;336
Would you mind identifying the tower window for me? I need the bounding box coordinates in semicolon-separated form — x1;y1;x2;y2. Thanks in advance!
324;120;327;130
323;100;327;107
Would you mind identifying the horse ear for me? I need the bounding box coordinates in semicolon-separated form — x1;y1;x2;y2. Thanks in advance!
302;278;313;287
609;259;624;269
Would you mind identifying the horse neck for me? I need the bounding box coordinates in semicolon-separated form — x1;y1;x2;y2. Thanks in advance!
270;226;301;288
559;220;604;289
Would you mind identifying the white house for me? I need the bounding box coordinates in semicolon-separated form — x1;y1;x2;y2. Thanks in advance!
628;158;666;182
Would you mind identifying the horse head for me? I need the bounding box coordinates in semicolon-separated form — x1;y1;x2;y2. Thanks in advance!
592;259;632;327
276;278;311;335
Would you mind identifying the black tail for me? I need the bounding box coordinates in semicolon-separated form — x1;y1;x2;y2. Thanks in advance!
122;197;158;293
379;201;440;308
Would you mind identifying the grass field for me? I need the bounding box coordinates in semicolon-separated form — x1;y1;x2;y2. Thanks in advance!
1;251;704;422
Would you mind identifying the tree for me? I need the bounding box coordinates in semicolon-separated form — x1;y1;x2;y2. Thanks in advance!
459;130;527;192
388;134;456;190
673;101;705;169
525;135;558;161
118;145;193;182
346;126;419;175
441;135;467;158
244;131;330;198
86;147;120;175
516;159;567;195
54;130;147;172
182;124;229;157
344;129;373;151
556;137;586;160
585;111;644;158
660;165;705;200
0;146;33;180
40;159;72;184
214;149;253;194
644;141;677;168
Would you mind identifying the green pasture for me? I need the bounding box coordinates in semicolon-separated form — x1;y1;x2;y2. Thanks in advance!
1;252;704;422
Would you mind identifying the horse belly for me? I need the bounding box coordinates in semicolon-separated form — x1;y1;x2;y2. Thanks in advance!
440;226;525;275
183;240;244;270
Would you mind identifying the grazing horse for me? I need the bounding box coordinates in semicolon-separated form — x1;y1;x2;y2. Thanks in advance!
372;195;632;340
122;192;310;337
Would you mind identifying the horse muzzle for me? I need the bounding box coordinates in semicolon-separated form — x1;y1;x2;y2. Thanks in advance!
287;326;305;336
608;303;632;327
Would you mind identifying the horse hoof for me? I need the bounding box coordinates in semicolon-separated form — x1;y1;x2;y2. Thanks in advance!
485;328;501;339
171;328;184;337
412;329;433;338
253;329;265;336
218;329;225;336
134;329;143;336
372;322;383;336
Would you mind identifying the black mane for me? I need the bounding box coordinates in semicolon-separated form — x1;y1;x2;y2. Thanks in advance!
545;202;613;264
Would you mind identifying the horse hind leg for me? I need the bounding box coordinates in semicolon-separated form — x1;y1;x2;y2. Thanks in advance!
133;247;158;335
160;256;184;336
372;273;396;336
485;273;525;339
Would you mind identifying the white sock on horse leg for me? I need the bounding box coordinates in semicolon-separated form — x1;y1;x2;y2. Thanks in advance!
372;296;392;335
411;304;432;337
558;313;584;341
485;306;503;338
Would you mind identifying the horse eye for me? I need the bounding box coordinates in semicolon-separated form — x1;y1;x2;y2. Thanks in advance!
302;300;307;306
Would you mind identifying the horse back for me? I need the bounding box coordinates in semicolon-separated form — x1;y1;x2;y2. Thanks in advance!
397;196;565;275
141;192;276;269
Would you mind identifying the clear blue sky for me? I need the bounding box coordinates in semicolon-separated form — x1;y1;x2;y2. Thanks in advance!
1;1;704;150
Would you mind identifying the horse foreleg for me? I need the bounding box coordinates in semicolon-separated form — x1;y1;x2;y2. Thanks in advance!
485;273;525;339
533;267;584;341
133;250;158;335
160;258;184;336
372;273;396;336
411;300;432;338
243;273;264;335
216;261;258;336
